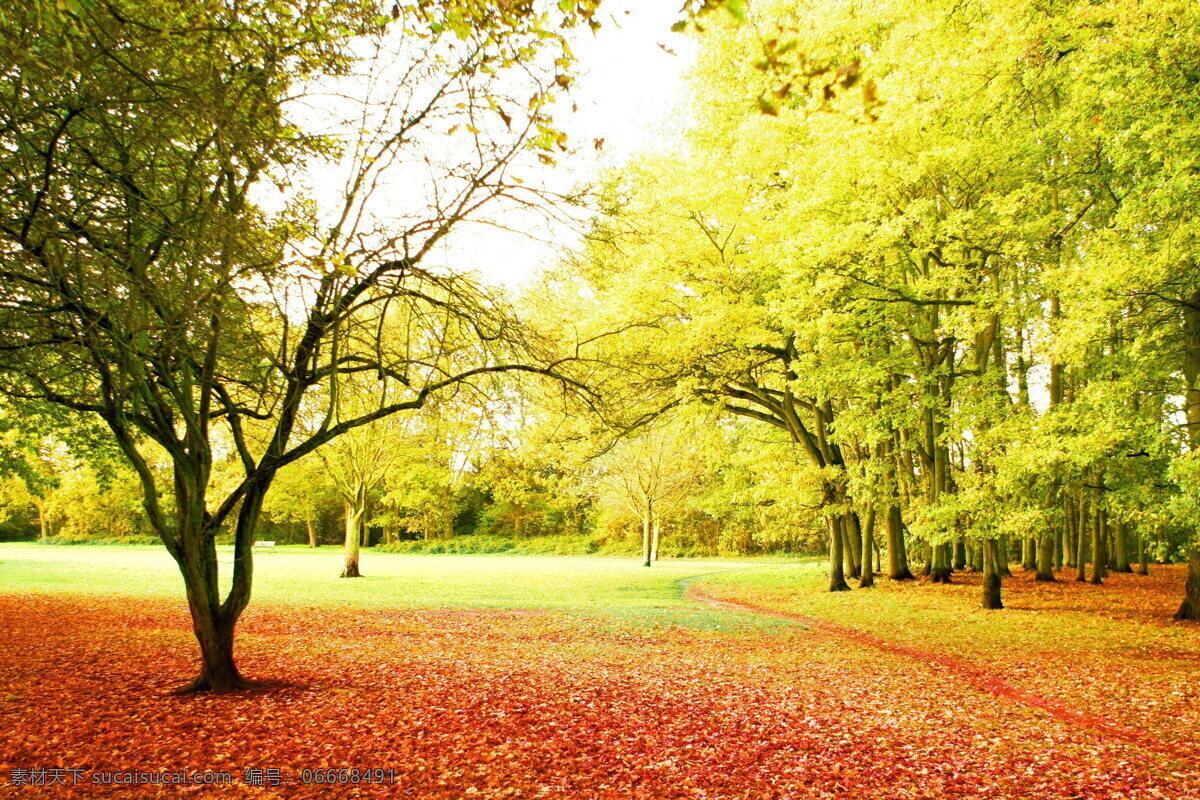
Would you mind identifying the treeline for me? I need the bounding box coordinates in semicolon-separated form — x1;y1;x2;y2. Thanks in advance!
532;0;1200;615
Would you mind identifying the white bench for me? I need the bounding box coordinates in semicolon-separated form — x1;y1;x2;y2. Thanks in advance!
253;540;276;551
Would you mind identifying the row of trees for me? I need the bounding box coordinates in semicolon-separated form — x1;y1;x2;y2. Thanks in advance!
543;0;1200;615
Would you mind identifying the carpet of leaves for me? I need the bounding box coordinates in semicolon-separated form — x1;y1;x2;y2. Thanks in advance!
2;582;1198;799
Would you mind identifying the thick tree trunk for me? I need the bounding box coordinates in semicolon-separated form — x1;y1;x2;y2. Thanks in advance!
930;542;952;583
342;498;363;578
981;538;1003;610
885;507;914;579
828;515;850;592
1113;522;1132;573
1035;531;1056;582
952;537;966;571
997;535;1012;577
173;597;248;694
1175;547;1200;620
859;510;875;588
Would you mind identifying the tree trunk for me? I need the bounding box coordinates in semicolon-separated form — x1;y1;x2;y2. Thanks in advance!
859;509;875;588
952;536;966;570
1090;503;1106;585
1022;537;1037;571
1035;531;1056;582
36;501;49;541
981;538;1003;610
305;509;317;548
997;535;1012;577
1174;547;1200;620
885;506;914;580
650;518;661;562
1075;494;1088;582
641;505;652;568
930;542;952;583
845;513;863;580
828;515;850;592
341;497;363;578
1113;522;1132;573
1136;530;1150;576
442;485;454;540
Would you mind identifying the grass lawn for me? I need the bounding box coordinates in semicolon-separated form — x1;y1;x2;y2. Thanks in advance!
0;544;1197;799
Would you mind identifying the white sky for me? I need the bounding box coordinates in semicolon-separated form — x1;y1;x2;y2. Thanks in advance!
431;1;697;288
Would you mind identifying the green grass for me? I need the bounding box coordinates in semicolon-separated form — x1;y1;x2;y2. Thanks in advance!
0;543;802;631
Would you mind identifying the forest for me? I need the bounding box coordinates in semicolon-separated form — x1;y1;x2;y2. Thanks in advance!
1;1;1198;797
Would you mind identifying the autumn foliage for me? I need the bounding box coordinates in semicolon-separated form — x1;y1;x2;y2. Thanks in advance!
2;567;1197;799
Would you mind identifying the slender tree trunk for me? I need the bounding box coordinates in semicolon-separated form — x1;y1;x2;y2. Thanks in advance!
36;501;49;541
1075;493;1088;582
442;485;454;540
650;518;660;562
1064;495;1077;568
1136;530;1150;576
1090;502;1106;585
1055;524;1064;569
342;497;363;578
306;508;317;548
828;515;850;592
982;538;1003;610
641;503;652;568
859;509;875;588
998;535;1012;577
1175;547;1200;620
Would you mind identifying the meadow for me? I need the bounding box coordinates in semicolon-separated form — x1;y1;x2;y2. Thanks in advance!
1;545;1197;799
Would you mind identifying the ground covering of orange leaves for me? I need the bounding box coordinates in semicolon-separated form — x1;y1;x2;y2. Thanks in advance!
2;567;1198;799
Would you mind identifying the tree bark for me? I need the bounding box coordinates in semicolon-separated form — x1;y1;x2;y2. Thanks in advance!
1075;493;1088;582
1021;537;1037;571
1090;502;1106;585
828;515;850;592
885;506;914;580
1035;531;1056;582
845;513;863;580
1174;547;1200;620
341;497;363;578
1113;522;1132;573
641;503;652;568
930;541;952;583
859;509;875;588
997;535;1012;577
650;518;661;562
981;538;1003;610
952;537;966;571
306;509;317;548
1136;530;1150;576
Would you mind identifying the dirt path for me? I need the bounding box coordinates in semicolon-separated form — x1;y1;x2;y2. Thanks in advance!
686;586;1193;762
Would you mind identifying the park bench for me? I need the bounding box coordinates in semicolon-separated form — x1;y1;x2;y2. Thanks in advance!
253;540;276;552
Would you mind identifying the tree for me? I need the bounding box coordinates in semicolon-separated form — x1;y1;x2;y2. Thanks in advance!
0;0;596;692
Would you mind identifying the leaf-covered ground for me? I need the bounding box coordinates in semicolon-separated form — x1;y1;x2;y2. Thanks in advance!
1;552;1198;799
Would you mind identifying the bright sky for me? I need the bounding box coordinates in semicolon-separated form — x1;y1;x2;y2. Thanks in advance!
432;1;698;288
